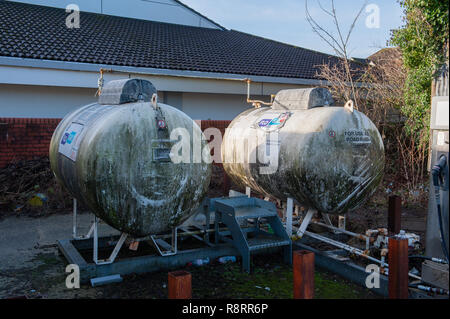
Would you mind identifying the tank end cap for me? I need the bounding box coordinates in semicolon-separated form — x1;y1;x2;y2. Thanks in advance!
98;79;157;105
271;87;334;110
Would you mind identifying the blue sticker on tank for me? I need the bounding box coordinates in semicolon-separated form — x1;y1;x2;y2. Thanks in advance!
66;131;77;144
269;118;280;126
255;112;292;132
61;133;69;145
258;119;271;127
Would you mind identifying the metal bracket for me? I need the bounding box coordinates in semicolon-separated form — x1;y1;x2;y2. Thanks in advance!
72;198;95;240
322;213;341;235
150;227;178;256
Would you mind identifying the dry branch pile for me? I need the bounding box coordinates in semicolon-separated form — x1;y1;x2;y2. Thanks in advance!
0;157;72;215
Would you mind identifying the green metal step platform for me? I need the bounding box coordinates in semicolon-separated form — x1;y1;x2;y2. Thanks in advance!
210;196;292;272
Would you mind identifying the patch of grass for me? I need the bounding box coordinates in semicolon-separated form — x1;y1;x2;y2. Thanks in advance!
189;253;378;299
28;253;68;292
3;251;379;299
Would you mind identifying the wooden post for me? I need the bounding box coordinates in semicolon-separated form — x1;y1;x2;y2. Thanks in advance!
388;196;402;235
388;237;409;299
293;250;315;299
168;270;192;299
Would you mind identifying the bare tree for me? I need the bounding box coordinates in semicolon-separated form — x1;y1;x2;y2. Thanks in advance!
305;0;367;108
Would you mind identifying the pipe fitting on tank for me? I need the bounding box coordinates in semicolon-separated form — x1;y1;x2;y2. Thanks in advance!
344;100;354;113
245;78;273;108
151;93;159;110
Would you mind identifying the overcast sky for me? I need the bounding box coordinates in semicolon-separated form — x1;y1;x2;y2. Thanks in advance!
182;0;405;58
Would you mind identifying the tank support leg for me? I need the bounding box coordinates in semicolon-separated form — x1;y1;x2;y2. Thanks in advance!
296;209;316;238
72;198;77;239
286;198;294;237
72;198;95;240
338;216;346;231
92;215;128;265
203;204;211;244
245;187;251;198
150;227;178;257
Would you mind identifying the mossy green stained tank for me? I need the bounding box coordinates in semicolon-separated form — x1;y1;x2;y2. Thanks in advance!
222;88;385;215
49;79;211;237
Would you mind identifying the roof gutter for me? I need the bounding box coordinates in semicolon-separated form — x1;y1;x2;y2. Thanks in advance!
0;56;330;87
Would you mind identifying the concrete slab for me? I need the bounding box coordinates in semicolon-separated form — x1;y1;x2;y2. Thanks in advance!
0;212;118;270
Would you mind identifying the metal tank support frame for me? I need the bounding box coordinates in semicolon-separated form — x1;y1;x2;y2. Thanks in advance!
150;228;178;257
93;217;128;265
71;197;178;264
242;187;424;282
72;198;129;265
58;192;292;284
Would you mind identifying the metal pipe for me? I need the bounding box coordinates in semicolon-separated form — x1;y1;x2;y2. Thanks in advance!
304;230;381;264
302;230;421;280
245;78;274;107
409;283;449;295
311;221;370;241
110;225;261;243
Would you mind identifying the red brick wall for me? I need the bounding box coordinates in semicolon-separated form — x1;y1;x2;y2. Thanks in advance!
0;118;62;168
200;120;230;137
200;120;231;167
0;118;231;168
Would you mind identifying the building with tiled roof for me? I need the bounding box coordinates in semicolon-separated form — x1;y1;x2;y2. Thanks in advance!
0;0;348;120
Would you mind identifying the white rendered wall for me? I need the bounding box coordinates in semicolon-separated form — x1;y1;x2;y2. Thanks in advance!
0;64;308;95
182;92;254;120
0;84;97;118
0;84;253;120
7;0;220;29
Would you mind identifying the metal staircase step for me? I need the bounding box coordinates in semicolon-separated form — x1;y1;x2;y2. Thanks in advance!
247;235;291;251
211;195;292;272
233;207;277;220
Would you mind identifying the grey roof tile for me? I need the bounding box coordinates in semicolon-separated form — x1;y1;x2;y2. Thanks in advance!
0;1;353;80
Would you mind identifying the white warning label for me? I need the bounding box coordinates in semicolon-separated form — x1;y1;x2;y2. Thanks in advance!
58;104;112;161
58;123;84;161
344;129;372;145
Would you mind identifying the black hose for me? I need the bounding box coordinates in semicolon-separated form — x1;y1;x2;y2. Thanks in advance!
436;204;449;263
431;155;449;263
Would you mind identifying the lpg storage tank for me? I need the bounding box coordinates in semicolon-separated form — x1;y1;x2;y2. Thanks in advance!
222;88;384;215
50;79;211;237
